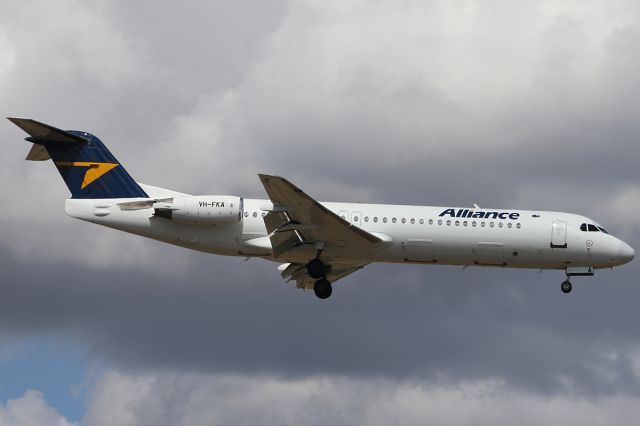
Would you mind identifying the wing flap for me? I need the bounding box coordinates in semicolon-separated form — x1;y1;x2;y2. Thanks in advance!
285;262;368;289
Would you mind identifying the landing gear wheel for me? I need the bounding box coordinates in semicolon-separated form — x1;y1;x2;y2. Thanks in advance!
307;258;326;279
313;279;333;299
561;280;572;294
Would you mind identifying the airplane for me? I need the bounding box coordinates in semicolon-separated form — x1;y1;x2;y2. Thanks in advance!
8;118;635;299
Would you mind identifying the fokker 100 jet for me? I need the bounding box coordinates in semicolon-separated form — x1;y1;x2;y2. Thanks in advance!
9;118;635;299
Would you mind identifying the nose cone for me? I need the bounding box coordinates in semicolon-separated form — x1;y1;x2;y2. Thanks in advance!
617;241;635;264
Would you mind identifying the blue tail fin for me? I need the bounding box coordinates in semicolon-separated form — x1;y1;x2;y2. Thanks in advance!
8;118;148;199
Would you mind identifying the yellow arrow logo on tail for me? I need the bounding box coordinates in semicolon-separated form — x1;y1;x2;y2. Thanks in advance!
54;162;119;189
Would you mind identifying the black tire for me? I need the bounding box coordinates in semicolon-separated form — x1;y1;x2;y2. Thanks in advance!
313;279;333;299
307;258;326;279
561;280;572;294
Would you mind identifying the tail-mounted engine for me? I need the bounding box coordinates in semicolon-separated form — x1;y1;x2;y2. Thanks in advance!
153;196;243;225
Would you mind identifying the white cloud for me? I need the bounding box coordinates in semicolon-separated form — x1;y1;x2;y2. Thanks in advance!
2;0;640;266
81;371;640;426
3;372;637;426
505;180;640;241
0;390;77;426
148;0;640;203
0;3;639;425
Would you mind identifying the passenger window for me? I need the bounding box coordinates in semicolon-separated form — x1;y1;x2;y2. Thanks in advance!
498;222;503;228
455;220;460;226
244;211;249;217
353;216;359;222
429;219;434;225
489;222;494;227
588;224;599;232
261;212;266;217
463;221;468;226
373;217;378;222
383;217;388;223
580;223;587;232
419;219;424;224
392;218;397;223
481;222;486;227
253;212;257;218
364;216;369;222
516;223;521;229
507;223;512;228
472;221;477;227
410;218;415;224
438;219;443;225
401;218;406;224
446;220;451;226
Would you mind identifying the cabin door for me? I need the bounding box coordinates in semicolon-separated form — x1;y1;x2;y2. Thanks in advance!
551;221;568;248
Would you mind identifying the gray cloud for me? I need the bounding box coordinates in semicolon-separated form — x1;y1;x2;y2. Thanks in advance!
1;0;640;421
1;243;639;397
80;371;640;426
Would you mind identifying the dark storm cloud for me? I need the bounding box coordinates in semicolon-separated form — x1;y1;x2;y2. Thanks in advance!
1;0;640;408
1;242;640;397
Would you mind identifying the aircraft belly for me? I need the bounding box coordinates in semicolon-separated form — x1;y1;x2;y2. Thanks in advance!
91;206;243;255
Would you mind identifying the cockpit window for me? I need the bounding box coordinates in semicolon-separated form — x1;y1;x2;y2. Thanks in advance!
581;223;606;232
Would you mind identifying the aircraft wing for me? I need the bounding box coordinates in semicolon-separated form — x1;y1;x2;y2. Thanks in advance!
258;174;381;257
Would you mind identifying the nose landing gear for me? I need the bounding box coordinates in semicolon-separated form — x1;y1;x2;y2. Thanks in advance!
560;267;594;294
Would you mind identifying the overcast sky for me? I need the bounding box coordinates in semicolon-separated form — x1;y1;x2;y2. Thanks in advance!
2;0;640;424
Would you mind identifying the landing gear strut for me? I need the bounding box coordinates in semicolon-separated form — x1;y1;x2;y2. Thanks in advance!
314;278;333;299
561;279;572;294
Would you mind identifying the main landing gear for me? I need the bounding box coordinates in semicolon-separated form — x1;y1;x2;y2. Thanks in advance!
306;252;333;299
307;258;325;279
313;278;332;299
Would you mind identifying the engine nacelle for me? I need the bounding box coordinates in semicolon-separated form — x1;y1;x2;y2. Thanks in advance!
153;195;243;225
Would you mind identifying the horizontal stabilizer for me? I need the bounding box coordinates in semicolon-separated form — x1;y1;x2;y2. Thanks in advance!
7;117;88;144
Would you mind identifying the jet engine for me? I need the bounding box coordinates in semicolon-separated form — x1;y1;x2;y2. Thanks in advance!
153;195;243;225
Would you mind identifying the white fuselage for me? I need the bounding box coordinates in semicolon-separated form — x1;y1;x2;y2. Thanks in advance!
65;196;634;271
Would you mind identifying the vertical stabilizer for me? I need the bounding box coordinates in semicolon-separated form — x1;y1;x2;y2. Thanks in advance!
8;118;149;199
